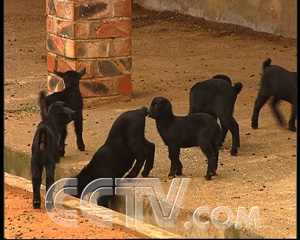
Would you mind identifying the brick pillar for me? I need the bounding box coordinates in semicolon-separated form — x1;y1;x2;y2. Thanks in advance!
46;0;132;98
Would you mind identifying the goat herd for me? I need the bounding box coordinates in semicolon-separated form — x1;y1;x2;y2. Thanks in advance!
30;58;297;209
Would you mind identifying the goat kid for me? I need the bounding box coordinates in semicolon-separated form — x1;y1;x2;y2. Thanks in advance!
39;67;86;157
251;58;297;131
189;75;242;156
65;107;155;207
149;97;221;180
31;101;75;209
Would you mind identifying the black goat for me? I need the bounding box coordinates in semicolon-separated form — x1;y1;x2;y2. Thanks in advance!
251;58;297;131
31;101;75;209
149;97;220;180
39;67;86;157
189;75;243;156
65;107;155;207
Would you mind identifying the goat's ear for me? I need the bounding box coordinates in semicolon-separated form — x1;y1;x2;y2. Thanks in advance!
60;107;75;115
79;67;86;77
54;69;65;78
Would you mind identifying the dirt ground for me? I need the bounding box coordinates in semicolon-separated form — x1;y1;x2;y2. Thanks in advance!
4;184;141;239
4;0;297;239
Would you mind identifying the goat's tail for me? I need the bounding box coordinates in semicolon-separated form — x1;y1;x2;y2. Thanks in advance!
233;82;243;94
38;127;47;151
39;91;48;119
263;58;272;70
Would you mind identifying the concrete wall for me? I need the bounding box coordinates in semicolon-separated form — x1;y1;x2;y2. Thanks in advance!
134;0;297;38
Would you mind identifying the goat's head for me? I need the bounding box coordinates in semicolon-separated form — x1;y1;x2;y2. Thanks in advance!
54;67;86;87
148;97;173;119
48;101;75;124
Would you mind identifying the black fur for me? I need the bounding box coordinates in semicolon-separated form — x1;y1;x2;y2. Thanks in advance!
149;97;220;180
189;75;243;156
39;68;86;157
251;58;297;131
31;101;75;209
66;107;155;207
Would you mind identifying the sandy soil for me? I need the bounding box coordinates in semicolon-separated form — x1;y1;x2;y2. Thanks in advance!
4;0;297;238
4;184;141;239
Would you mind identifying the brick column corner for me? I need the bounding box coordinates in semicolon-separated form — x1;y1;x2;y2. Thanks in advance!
46;0;132;98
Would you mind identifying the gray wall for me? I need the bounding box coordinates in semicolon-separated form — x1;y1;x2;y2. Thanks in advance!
134;0;297;38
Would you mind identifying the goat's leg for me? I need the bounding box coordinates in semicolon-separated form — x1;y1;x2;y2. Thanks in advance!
270;96;286;126
198;139;215;180
175;158;183;175
125;140;147;178
141;140;155;177
167;146;181;178
288;99;297;132
58;126;67;157
74;114;85;151
45;163;55;210
31;161;43;209
251;90;270;129
125;157;146;179
219;121;228;148
220;115;240;156
212;146;219;176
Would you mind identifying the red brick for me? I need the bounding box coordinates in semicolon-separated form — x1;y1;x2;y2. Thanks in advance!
95;18;131;38
47;34;66;55
57;19;74;38
46;16;55;34
55;1;65;18
74;40;111;58
97;58;131;77
80;79;113;97
118;76;132;94
46;0;57;16
74;22;91;39
112;37;131;56
64;1;75;20
47;74;65;93
75;60;95;79
74;1;111;20
47;53;57;72
113;0;131;17
57;57;76;72
64;40;76;58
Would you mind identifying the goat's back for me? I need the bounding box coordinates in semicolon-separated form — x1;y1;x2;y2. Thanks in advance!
189;79;237;115
106;108;147;144
31;123;58;165
261;65;297;101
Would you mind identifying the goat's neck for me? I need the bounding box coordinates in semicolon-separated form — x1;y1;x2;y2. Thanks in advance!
155;113;175;134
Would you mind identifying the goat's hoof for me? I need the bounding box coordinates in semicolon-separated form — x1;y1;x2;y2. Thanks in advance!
230;150;238;156
141;170;150;178
289;126;296;132
251;124;258;129
78;144;85;151
33;200;41;209
204;175;212;181
167;173;175;179
58;150;65;157
176;169;183;175
212;171;218;176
